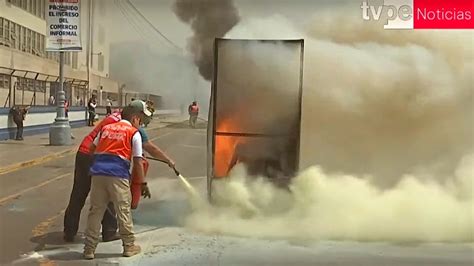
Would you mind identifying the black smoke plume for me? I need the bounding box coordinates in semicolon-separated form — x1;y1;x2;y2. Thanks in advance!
173;0;240;80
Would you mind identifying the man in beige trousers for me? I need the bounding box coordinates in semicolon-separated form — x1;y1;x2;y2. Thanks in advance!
84;102;152;259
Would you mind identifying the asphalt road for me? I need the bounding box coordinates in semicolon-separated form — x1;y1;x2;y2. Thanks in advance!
0;121;472;266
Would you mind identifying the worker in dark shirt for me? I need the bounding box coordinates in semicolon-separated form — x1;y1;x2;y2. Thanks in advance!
10;106;29;140
87;95;97;126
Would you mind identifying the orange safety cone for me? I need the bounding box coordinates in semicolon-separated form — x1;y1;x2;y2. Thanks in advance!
131;157;149;209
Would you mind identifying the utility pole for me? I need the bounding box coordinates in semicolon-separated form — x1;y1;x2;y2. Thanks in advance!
86;0;93;100
49;52;71;145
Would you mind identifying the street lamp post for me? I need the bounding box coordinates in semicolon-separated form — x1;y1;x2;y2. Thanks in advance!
49;52;71;145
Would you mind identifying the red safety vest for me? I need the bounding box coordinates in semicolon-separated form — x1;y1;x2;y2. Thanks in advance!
90;120;138;179
190;105;199;114
95;121;138;161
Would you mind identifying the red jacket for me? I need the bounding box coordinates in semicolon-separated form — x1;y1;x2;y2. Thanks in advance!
78;113;121;155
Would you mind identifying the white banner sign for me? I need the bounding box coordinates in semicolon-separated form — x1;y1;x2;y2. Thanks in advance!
46;0;82;51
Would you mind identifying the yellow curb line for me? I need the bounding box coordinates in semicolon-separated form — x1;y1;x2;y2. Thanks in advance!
0;148;78;176
32;209;67;237
34;209;66;266
0;123;168;176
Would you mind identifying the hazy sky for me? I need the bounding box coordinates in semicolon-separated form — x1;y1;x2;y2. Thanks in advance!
103;0;357;53
100;0;375;110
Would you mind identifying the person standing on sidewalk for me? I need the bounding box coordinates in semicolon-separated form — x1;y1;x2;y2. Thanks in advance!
63;111;122;243
87;95;97;126
49;95;55;106
65;99;69;118
10;106;29;141
83;103;150;259
106;96;113;116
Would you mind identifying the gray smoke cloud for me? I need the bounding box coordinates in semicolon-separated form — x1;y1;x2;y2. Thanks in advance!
173;0;240;80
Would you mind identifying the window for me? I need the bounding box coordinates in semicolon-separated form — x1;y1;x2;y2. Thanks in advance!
40;0;45;19
32;0;36;15
32;32;41;56
26;29;31;53
7;0;45;19
11;23;17;49
34;80;46;93
17;77;45;92
16;24;21;50
36;32;40;54
38;0;41;18
2;19;10;47
0;18;4;44
31;30;36;53
27;79;35;91
0;74;10;90
14;77;47;105
47;51;60;63
0;18;47;57
21;27;26;52
17;77;26;90
39;34;44;56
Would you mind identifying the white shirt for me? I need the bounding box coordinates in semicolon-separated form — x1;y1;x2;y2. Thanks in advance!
93;120;143;158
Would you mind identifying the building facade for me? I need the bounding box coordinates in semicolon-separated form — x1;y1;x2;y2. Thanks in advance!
0;0;120;108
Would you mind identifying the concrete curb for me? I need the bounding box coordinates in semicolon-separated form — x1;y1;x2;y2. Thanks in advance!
0;123;170;176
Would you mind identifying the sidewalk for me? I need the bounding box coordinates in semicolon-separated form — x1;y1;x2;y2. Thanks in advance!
0;115;188;174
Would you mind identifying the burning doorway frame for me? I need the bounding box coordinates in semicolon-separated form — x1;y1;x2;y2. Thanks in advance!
207;38;305;200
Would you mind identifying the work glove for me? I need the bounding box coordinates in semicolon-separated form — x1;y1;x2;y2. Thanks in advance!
141;183;151;199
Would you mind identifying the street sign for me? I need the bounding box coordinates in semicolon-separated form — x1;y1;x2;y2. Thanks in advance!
46;0;82;51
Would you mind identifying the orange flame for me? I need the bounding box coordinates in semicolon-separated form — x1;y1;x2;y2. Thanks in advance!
214;118;243;178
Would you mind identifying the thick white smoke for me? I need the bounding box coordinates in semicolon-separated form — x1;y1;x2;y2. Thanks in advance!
184;12;473;242
186;154;472;242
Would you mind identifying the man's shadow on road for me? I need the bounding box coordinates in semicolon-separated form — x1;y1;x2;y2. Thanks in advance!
31;231;85;247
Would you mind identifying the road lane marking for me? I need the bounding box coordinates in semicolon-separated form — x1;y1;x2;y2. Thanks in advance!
150;132;173;141
180;144;206;149
185;176;207;180
0;173;71;205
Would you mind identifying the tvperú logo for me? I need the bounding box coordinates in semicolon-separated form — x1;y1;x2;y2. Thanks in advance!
361;0;473;29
